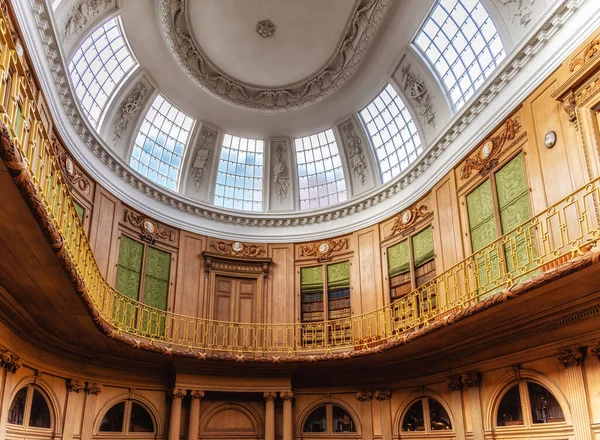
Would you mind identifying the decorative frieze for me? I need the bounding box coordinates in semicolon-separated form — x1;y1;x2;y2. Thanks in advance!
339;120;368;185
191;126;217;190
113;82;149;141
399;64;435;128
387;204;429;238
209;240;265;258
495;0;535;28
0;349;22;373
68;379;86;393
569;38;600;73
272;142;290;203
556;347;585;368
123;208;176;244
299;237;349;262
357;390;373;401
460;116;521;180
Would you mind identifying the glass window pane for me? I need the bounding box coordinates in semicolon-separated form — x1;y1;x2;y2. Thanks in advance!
68;18;137;128
28;390;51;428
333;405;356;433
497;385;523;426
360;84;422;182
295;129;346;210
429;398;452;430
414;0;504;108
303;405;326;433
100;402;125;432
527;382;565;424
8;388;27;425
213;135;264;212
129;403;154;432
402;400;425;432
129;95;194;190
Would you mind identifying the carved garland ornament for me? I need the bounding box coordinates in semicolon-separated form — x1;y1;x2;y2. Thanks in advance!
51;136;90;192
158;0;391;112
113;82;149;141
459;116;521;180
61;0;112;42
399;64;435;128
569;38;600;73
387;204;429;238
299;237;349;262
191;125;217;190
209;240;265;257
124;209;176;244
340;120;368;185
494;0;535;28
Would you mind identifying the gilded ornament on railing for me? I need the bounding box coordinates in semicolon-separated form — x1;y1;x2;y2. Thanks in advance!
209;240;265;258
460;117;521;180
0;348;22;373
387;204;429;238
569;38;600;73
299;238;349;262
124;209;175;244
51;136;90;192
556;347;584;368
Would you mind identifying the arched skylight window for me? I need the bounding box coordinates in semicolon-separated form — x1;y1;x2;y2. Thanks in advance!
214;134;264;212
415;0;505;109
295;129;347;210
360;84;423;183
130;94;194;191
69;17;136;128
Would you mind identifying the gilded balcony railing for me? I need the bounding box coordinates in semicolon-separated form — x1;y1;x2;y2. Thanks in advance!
0;10;599;358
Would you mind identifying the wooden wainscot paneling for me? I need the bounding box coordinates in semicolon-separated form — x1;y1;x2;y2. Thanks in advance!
174;231;206;318
431;173;464;273
89;188;120;279
351;226;384;314
50;132;95;235
268;243;295;324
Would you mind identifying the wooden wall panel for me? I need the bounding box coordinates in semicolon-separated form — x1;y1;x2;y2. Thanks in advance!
522;73;586;212
88;189;119;280
431;174;464;272
268;244;294;324
354;227;384;314
174;232;206;318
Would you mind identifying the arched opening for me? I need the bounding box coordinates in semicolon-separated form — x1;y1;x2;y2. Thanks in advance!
495;380;566;431
6;385;53;438
302;403;357;435
96;400;155;436
401;397;452;434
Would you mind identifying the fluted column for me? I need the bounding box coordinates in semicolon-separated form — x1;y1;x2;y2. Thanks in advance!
375;390;392;440
556;348;592;440
63;379;86;440
81;383;102;440
264;391;277;440
0;350;22;440
187;390;204;440
281;392;294;440
462;372;484;440
446;376;466;440
168;388;186;440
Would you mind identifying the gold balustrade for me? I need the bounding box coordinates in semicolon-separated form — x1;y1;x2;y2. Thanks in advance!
0;11;599;357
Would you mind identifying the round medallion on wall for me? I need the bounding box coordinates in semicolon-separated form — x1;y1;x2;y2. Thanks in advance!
232;241;244;253
15;40;23;58
401;209;413;225
544;131;557;149
319;242;331;255
143;220;155;235
481;141;492;159
65;157;75;176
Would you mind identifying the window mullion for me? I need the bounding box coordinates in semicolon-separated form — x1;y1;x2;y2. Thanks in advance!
518;380;533;428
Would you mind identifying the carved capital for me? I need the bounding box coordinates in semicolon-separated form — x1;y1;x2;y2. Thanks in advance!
588;344;600;358
280;391;294;401
374;389;391;401
445;375;462;391
190;390;205;400
556;347;585;368
68;379;85;393
170;388;187;399
86;383;102;395
562;90;577;123
0;349;22;373
356;390;373;401
461;372;481;388
264;391;277;402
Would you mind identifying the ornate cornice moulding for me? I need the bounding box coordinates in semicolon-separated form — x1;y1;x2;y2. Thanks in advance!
158;0;392;112
16;0;591;239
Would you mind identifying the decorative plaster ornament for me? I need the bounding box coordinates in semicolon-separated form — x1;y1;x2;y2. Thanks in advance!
113;82;149;142
191;126;217;190
272;144;290;203
495;0;535;28
256;20;275;38
399;64;435;128
340;120;368;185
62;0;112;42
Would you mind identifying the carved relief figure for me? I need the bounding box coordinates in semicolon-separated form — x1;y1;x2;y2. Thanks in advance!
113;83;149;143
495;0;535;27
62;0;112;42
340;121;367;185
400;64;435;128
272;144;289;203
192;127;217;190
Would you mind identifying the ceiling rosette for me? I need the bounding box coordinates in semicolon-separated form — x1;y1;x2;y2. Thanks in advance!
158;0;392;112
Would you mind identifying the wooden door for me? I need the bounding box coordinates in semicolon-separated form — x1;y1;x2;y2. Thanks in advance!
214;275;257;351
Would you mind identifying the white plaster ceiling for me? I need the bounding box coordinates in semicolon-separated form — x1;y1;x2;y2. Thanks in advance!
189;0;356;87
